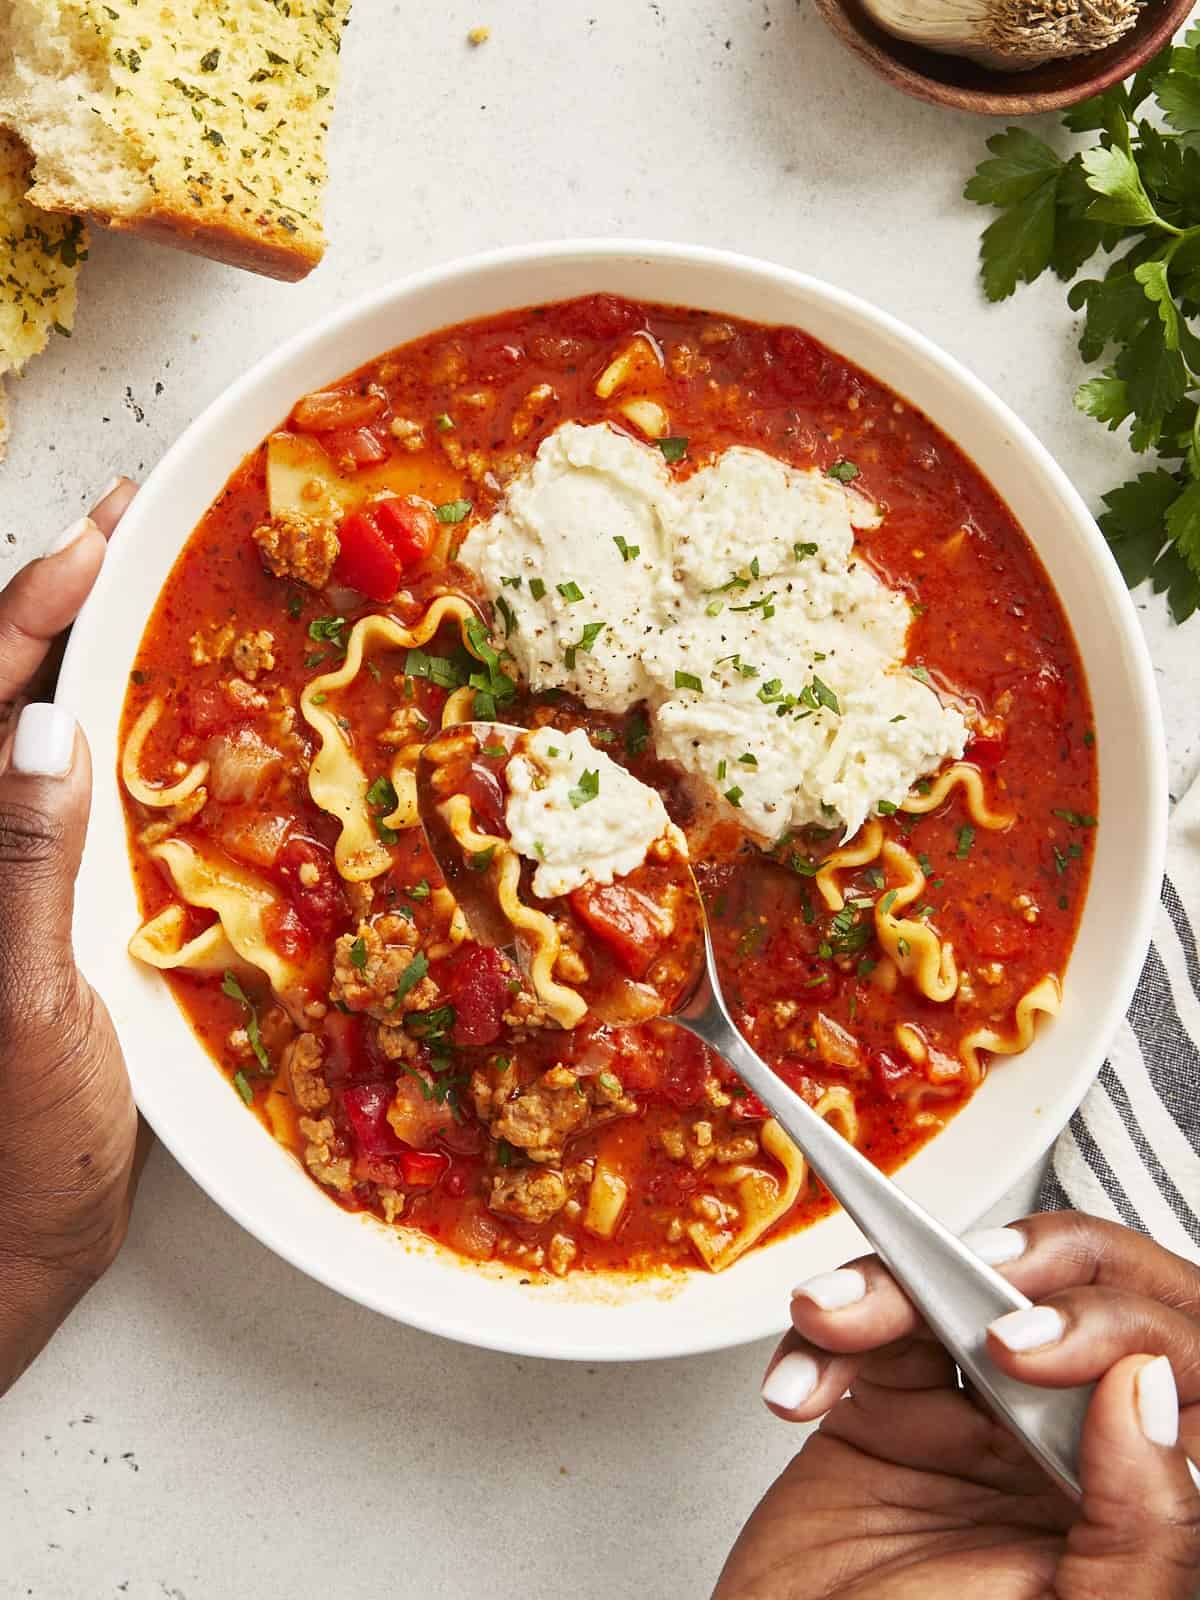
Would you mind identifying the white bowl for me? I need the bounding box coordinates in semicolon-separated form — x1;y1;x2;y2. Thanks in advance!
59;240;1167;1362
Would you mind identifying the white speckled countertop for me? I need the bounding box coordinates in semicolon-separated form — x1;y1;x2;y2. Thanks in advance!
2;2;1197;1595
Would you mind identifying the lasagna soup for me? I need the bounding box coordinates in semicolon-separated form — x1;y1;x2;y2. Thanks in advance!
119;294;1097;1278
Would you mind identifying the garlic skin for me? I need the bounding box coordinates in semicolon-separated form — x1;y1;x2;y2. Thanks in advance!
858;0;1142;71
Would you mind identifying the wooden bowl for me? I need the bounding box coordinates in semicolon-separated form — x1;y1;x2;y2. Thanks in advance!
812;0;1195;114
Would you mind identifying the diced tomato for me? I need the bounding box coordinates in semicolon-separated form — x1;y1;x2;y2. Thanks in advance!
871;1048;916;1100
182;683;238;738
277;835;347;937
398;1149;450;1188
461;762;507;837
730;1088;770;1121
372;496;438;567
332;508;403;602
659;1028;710;1109
972;914;1025;960
471;339;525;381
560;293;641;339
767;327;851;405
322;1010;370;1085
262;898;311;962
322;426;389;467
569;882;667;980
343;1081;408;1185
966;730;1007;768
443;946;514;1047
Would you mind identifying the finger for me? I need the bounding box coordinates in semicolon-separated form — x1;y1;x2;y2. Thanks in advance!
0;477;137;706
1062;1355;1200;1598
986;1211;1200;1314
0;705;91;1062
987;1286;1200;1400
86;476;137;538
790;1260;925;1355
761;1327;955;1424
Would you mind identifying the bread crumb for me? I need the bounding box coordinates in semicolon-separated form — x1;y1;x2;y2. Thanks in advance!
468;25;490;44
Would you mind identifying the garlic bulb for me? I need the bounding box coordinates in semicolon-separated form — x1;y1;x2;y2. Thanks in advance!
859;0;1142;70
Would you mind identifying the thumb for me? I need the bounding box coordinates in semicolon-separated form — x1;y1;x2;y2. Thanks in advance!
0;702;91;1067
1061;1354;1200;1598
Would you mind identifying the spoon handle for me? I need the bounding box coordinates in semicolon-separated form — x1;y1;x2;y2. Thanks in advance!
675;931;1092;1499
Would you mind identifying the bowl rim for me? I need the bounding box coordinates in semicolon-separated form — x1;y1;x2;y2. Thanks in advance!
58;237;1168;1361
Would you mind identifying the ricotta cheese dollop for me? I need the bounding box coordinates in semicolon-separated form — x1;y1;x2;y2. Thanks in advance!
504;726;687;899
460;423;967;841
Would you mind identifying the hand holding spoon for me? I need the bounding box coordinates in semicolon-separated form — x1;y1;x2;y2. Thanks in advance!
418;720;1166;1499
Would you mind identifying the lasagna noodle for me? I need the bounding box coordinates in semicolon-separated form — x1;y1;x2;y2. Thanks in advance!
876;839;958;1004
136;836;309;1002
959;974;1062;1087
300;596;481;882
815;820;883;913
122;696;210;808
687;1119;807;1272
127;903;242;974
901;761;1015;829
439;793;587;1029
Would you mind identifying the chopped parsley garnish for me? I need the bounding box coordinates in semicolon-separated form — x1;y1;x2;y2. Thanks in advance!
529;577;547;601
737;923;767;957
827;459;860;482
877;800;898;815
495;594;518;636
434;412;455;432
879;889;898;915
407;879;431;901
729;590;777;620
500;574;522;589
233;1071;254;1105
724;785;744;807
366;660;382;681
286;591;303;620
789;852;821;877
495;1139;515;1168
304;651;326;668
1052;808;1097;828
405;1003;457;1041
557;580;584;603
310;692;328;705
221;971;271;1075
717;759;727;781
738;752;758;768
348;937;368;970
803;972;829;988
910;665;932;686
482;743;507;757
706;599;724;617
390;952;430;1006
464;617;517;719
798;674;840;715
897;936;911;958
613;535;640;562
569;768;600;808
674;669;703;692
435;499;473;524
956;824;976;858
865;867;886;889
565;620;606;669
470;846;497;872
793;542;818;560
405;648;468;690
657;436;688;463
308;615;347;652
592;729;616;744
366;774;400;845
1083;730;1095;748
625;710;650;758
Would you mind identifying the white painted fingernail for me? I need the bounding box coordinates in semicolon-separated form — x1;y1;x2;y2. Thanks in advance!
1136;1356;1179;1447
47;515;98;556
93;475;125;504
964;1227;1026;1266
988;1305;1065;1352
11;703;77;777
792;1268;867;1311
762;1351;820;1411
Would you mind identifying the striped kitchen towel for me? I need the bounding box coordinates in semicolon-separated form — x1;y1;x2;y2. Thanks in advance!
1039;776;1200;1258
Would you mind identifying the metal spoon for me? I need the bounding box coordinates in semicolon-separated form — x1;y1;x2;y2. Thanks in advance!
418;721;1110;1498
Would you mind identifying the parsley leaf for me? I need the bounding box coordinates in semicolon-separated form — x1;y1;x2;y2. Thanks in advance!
221;970;271;1075
435;499;472;524
657;436;688;463
568;768;600;808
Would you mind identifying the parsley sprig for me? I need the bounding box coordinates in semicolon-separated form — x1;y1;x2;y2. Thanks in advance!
965;37;1200;621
